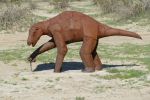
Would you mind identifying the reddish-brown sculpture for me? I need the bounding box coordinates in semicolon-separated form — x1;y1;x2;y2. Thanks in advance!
27;11;142;73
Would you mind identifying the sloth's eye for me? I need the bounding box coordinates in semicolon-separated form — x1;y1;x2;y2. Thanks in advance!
35;28;39;30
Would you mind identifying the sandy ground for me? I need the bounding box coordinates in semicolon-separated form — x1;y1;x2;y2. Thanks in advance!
0;60;150;100
0;0;150;100
0;59;150;100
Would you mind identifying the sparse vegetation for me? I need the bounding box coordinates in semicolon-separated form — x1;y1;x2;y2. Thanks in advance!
11;63;17;66
25;86;31;89
50;0;69;10
0;48;32;63
28;0;37;10
3;80;17;85
34;76;39;79
0;5;29;30
98;44;150;71
55;77;60;81
106;69;146;79
21;77;29;81
46;79;53;82
0;44;149;71
76;97;85;100
94;0;150;19
95;86;112;93
0;1;43;32
48;0;70;13
91;69;146;80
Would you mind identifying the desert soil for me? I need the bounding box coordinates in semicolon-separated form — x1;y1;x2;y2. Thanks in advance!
0;0;150;100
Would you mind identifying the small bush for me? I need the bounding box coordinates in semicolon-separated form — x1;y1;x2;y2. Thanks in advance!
76;97;85;100
50;0;69;10
28;1;37;10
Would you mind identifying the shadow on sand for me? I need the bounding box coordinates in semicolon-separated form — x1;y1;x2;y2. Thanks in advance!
33;62;138;72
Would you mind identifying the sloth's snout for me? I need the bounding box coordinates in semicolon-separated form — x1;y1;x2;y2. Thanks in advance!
27;40;32;46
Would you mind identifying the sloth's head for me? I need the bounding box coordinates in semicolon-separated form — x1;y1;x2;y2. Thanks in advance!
27;23;44;47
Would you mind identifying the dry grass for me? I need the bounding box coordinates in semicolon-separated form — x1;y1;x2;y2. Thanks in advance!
94;0;150;18
0;5;29;30
50;0;70;10
0;1;40;31
28;1;37;10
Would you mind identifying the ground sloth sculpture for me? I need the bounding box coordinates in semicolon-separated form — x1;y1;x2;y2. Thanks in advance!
27;11;142;72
